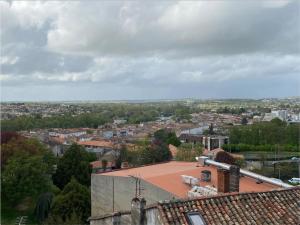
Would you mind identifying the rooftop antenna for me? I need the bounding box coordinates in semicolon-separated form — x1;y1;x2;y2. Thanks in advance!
129;174;145;198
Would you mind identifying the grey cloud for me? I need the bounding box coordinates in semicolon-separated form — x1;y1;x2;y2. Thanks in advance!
2;54;299;86
1;43;92;75
47;1;300;57
1;1;299;101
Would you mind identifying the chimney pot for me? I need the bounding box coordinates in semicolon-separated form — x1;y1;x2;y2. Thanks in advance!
229;165;240;192
131;197;146;225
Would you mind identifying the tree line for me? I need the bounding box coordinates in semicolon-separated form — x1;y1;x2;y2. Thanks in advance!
1;103;194;131
224;118;300;152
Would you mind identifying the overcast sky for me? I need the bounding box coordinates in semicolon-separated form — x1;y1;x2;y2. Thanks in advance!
1;1;299;101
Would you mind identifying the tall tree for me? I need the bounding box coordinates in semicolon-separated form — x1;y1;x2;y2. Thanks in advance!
50;178;91;224
52;144;96;189
2;154;53;206
154;129;181;147
208;123;215;135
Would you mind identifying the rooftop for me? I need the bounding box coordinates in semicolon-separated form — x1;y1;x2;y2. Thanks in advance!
90;160;115;169
78;140;113;148
101;161;279;198
158;187;300;225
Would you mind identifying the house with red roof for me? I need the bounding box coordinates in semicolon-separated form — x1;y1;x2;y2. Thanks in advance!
89;187;299;225
91;158;292;217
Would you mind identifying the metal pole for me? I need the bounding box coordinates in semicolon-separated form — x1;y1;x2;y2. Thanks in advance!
112;177;114;212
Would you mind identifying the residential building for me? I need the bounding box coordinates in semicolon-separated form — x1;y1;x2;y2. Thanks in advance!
90;160;116;173
179;133;203;145
49;129;86;138
179;134;229;151
78;140;116;159
272;110;288;121
91;159;290;217
262;112;277;121
47;136;69;156
89;187;299;225
202;136;229;151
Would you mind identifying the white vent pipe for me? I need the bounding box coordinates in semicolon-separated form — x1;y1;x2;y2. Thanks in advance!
196;156;293;188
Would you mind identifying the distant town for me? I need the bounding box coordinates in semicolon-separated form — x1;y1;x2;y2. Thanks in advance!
2;0;300;224
2;98;300;224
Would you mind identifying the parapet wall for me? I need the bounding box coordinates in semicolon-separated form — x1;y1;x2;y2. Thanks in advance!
91;174;176;217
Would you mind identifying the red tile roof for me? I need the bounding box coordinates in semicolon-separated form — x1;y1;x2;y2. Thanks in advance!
49;136;66;144
101;161;279;198
90;160;115;169
78;140;113;148
158;187;300;225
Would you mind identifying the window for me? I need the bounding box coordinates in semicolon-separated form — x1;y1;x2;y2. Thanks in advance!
186;212;206;225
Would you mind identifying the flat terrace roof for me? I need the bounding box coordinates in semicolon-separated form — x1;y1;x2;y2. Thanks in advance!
100;161;278;198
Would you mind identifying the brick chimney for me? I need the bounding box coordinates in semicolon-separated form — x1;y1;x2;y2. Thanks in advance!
131;197;146;225
217;168;230;193
229;165;240;192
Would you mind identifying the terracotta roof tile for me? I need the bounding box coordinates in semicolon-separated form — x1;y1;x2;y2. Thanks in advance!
158;187;300;225
90;160;115;169
78;140;113;148
101;161;279;198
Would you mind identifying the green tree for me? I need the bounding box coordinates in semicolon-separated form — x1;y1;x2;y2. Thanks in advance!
208;123;215;135
154;129;181;147
1;137;55;170
52;144;96;189
167;132;181;147
34;192;53;223
2;154;53;206
154;129;168;141
50;178;91;224
139;143;171;165
152;143;171;162
176;143;203;162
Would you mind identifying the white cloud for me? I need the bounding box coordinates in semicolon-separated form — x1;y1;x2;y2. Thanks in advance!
0;1;63;29
0;56;19;65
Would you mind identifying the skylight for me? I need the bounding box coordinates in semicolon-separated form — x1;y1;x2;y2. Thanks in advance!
186;212;206;225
